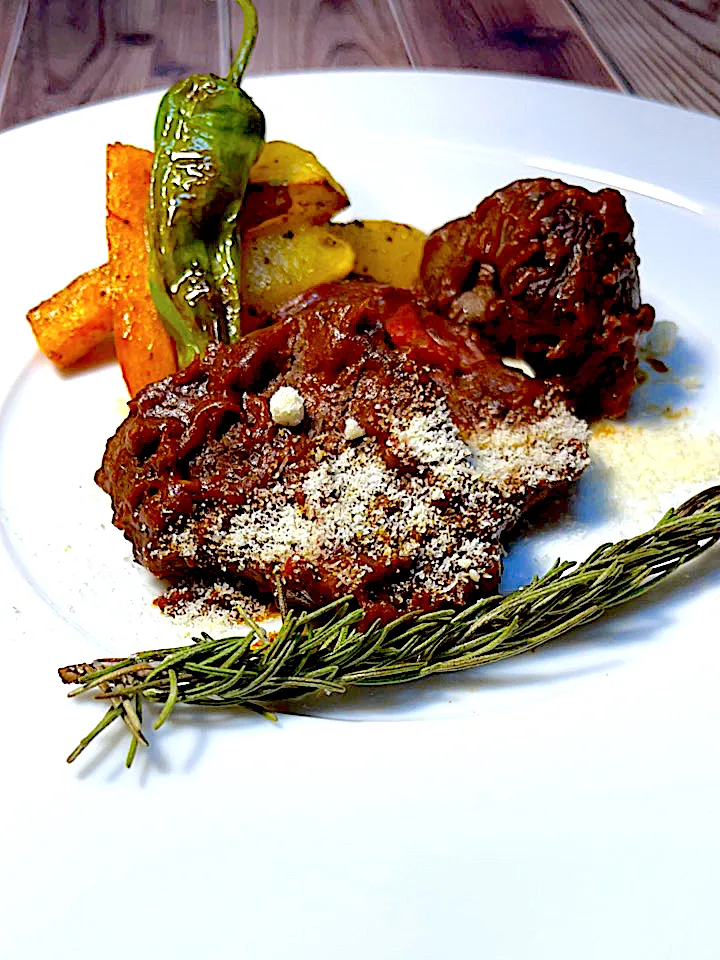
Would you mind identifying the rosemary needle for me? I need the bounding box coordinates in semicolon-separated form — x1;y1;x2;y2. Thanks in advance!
60;485;720;766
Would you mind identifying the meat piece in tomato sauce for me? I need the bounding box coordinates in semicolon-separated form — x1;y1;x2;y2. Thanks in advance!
97;280;589;623
419;178;655;419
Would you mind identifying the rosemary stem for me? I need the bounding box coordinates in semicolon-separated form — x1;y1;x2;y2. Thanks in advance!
60;485;720;764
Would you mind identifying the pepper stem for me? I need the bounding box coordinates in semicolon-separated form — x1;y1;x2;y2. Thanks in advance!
228;0;259;88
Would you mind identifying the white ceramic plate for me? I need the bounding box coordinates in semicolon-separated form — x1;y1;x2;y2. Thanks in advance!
1;72;719;959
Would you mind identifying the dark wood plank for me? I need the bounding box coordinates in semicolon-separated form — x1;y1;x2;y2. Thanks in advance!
233;0;411;72
0;0;412;131
665;0;718;16
154;0;226;82
0;0;29;113
7;0;719;130
567;0;720;115
0;0;28;67
0;0;220;131
1;0;155;129
391;0;621;88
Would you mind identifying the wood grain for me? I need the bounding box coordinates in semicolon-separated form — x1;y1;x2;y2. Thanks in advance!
568;0;720;115
2;0;720;131
154;0;225;81
234;0;411;72
0;0;28;67
0;0;220;130
0;0;29;115
392;0;620;88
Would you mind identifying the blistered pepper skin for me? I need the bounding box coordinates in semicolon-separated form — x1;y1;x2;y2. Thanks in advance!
146;0;265;367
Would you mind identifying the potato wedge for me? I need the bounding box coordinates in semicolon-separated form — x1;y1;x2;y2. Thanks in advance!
243;226;355;318
106;144;177;396
239;141;349;235
327;220;427;289
26;263;114;368
250;140;347;189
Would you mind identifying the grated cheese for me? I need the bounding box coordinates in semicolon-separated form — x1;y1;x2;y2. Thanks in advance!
343;417;366;441
269;386;305;426
164;391;589;611
590;420;720;513
470;405;590;495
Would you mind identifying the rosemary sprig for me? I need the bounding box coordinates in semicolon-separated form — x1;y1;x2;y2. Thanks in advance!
60;485;720;765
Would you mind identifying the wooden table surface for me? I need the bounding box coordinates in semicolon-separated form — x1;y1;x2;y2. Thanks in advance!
1;0;719;132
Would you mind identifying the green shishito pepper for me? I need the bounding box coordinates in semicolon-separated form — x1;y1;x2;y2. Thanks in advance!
146;0;265;367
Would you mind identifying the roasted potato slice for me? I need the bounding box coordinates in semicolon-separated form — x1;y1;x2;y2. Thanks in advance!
250;140;347;189
243;226;355;317
26;263;114;367
327;220;427;289
106;143;177;396
239;140;349;235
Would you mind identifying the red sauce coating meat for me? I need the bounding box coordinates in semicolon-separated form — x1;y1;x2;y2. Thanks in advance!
97;280;589;622
419;178;655;419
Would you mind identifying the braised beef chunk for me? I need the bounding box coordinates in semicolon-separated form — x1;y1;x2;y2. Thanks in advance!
419;178;655;419
97;280;589;622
